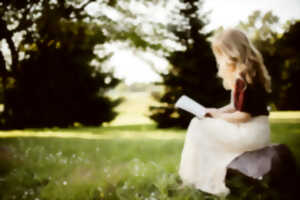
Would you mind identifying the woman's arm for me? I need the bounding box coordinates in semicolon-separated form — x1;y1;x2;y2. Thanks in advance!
218;104;235;113
206;103;235;115
206;77;252;123
210;110;251;123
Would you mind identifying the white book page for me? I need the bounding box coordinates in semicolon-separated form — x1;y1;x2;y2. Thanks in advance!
175;95;207;118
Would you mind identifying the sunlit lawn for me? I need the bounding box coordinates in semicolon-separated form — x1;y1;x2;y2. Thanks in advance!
0;124;187;200
0;92;300;200
0;117;300;200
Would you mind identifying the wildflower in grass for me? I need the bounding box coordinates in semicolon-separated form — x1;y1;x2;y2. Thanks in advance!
96;186;105;198
100;192;104;198
122;181;129;190
61;158;67;164
78;156;83;162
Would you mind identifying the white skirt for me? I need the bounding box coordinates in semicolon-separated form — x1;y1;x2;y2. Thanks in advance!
178;116;270;196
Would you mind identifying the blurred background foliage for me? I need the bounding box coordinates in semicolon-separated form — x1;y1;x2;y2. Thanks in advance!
0;0;166;128
0;0;299;129
149;0;228;128
150;1;300;128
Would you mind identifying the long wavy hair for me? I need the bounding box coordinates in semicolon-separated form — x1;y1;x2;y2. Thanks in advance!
211;28;271;93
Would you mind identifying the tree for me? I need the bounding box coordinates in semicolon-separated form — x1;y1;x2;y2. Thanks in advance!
6;21;122;128
237;10;280;44
149;0;228;128
271;21;300;110
237;11;300;110
0;0;172;128
0;1;124;128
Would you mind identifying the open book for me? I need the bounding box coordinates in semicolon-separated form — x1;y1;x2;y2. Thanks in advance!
175;95;207;119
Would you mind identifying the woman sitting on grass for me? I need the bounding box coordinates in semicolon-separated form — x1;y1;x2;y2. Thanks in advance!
178;28;272;197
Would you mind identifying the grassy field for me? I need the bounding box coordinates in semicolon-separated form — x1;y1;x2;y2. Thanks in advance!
0;93;300;200
1;122;300;200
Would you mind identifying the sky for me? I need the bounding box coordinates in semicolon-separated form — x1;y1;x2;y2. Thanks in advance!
105;0;300;85
202;0;300;30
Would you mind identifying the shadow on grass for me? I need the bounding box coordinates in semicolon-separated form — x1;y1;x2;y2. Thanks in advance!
21;124;158;134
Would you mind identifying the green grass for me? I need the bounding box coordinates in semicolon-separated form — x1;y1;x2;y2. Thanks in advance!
1;92;300;200
107;92;160;126
0;121;300;200
0;125;187;200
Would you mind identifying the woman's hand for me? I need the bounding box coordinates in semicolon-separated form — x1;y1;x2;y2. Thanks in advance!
219;104;235;113
215;111;251;123
205;104;234;117
205;107;251;123
205;108;220;118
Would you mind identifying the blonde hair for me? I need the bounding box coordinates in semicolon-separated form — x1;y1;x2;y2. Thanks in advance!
211;28;271;93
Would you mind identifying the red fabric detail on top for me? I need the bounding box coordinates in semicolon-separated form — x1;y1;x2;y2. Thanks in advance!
234;79;246;111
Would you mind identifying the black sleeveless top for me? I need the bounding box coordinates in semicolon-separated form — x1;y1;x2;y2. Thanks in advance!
234;78;269;116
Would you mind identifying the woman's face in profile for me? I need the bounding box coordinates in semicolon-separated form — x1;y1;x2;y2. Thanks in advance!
215;53;236;90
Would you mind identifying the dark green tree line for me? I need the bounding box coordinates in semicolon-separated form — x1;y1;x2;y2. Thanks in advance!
0;0;166;128
150;6;300;128
0;0;122;128
150;0;228;128
271;21;300;110
237;11;300;110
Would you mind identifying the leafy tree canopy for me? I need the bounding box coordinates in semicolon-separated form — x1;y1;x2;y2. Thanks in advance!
0;0;169;128
150;0;228;128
